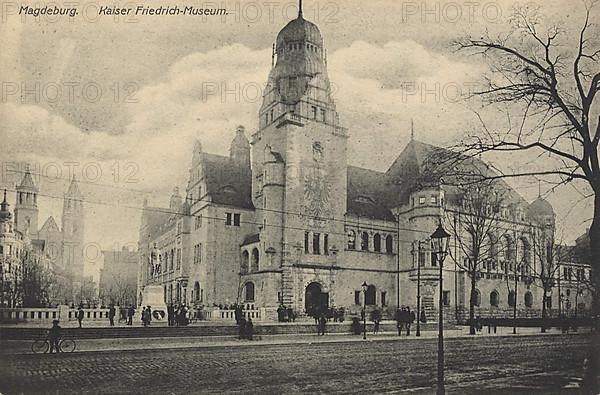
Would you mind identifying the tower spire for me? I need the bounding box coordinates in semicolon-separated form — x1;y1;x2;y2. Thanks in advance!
410;119;415;140
298;0;303;18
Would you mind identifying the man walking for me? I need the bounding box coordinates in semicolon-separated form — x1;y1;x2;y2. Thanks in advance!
108;304;116;326
407;307;415;336
127;304;135;326
77;305;84;328
395;307;405;336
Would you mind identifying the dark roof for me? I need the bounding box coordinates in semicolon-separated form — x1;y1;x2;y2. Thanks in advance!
241;233;260;246
527;196;555;217
142;206;175;239
346;166;395;221
201;153;254;210
381;140;530;209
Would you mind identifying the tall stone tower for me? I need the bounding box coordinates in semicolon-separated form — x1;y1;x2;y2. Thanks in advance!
14;167;39;237
251;1;348;308
62;176;85;282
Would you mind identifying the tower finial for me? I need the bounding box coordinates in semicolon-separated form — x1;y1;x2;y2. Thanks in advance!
538;180;541;197
410;119;415;140
298;0;303;18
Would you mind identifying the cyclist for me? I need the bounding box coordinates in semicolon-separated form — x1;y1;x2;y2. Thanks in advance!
48;320;62;354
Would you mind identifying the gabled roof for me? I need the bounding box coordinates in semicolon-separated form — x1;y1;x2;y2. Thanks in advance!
141;206;175;239
346;166;395;221
18;170;37;191
201;153;254;210
40;216;60;233
65;176;83;198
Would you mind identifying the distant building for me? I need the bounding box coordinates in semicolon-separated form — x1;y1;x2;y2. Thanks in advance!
4;169;87;304
136;5;574;322
99;246;139;306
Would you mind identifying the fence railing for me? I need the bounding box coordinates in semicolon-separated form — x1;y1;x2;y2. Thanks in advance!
0;306;113;323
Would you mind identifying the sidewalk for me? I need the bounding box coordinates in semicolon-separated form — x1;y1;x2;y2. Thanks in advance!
1;326;590;355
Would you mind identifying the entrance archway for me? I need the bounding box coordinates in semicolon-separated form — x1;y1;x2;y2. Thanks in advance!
305;282;329;317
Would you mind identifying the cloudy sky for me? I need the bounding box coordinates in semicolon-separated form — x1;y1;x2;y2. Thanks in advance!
0;0;596;277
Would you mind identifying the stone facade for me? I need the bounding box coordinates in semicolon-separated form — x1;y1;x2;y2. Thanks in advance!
136;6;591;322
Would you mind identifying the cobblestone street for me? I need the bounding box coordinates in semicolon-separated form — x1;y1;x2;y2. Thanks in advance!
0;333;592;394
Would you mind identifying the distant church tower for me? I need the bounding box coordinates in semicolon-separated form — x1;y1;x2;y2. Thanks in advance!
14;167;39;237
251;0;348;308
62;176;85;280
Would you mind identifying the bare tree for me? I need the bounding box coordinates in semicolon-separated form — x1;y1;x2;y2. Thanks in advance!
454;2;599;387
530;230;571;332
446;181;509;334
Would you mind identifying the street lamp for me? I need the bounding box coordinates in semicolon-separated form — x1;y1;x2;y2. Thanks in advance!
431;222;451;395
362;281;368;340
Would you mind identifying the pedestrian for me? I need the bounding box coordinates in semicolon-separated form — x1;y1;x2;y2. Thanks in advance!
238;316;247;339
47;319;62;354
108;304;116;326
147;306;153;326
277;305;285;322
245;318;254;340
287;307;295;322
127;304;135;326
167;303;174;326
235;304;242;325
77;305;84;328
372;308;381;334
395;307;404;336
420;307;427;323
318;313;327;336
407;307;415;336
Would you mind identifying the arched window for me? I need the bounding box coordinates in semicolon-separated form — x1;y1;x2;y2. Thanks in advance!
508;290;516;307
241;250;249;274
251;248;259;272
194;282;201;302
490;290;499;307
244;282;255;302
361;232;369;251
524;291;533;308
471;289;481;307
365;285;376;305
373;234;381;252
386;235;393;254
347;230;356;250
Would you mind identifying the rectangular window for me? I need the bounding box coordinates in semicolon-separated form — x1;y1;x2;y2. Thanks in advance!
418;250;426;267
176;249;181;269
320;108;326;122
233;213;241;227
430;196;437;204
311;106;317;119
354;290;361;305
419;197;426;205
313;233;321;255
324;234;329;255
226;213;232;226
381;291;387;306
304;232;310;254
443;291;451;306
431;252;438;266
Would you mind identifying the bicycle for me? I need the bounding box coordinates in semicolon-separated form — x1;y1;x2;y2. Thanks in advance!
32;333;77;354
